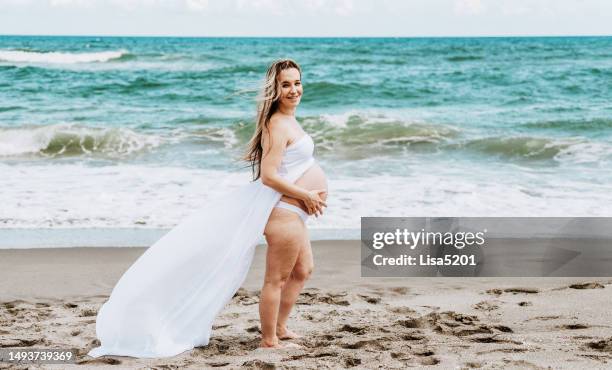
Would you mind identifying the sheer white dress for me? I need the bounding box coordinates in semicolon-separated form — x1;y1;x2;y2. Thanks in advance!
88;134;315;358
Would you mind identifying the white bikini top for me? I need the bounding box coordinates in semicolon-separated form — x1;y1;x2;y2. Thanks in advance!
278;134;315;181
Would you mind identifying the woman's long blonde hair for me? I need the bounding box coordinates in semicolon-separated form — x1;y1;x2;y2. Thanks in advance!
243;58;302;181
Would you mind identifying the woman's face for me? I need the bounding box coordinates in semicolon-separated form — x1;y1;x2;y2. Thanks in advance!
277;67;302;108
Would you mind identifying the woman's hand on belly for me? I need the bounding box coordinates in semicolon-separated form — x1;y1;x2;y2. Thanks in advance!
280;191;327;216
280;163;328;216
303;189;327;216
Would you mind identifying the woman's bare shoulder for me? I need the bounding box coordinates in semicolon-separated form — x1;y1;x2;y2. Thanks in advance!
266;114;291;136
269;112;294;124
262;115;291;152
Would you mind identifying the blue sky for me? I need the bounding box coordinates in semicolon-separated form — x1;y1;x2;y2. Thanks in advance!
0;0;611;37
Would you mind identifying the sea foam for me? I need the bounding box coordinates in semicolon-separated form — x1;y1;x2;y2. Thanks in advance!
0;123;162;158
0;49;128;64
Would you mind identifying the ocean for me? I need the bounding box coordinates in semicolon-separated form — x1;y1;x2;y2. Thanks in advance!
1;36;611;246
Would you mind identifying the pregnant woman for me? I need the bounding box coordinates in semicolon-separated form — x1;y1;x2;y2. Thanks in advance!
88;59;327;358
243;59;328;348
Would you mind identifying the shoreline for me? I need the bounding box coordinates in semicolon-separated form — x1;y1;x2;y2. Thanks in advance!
0;228;360;249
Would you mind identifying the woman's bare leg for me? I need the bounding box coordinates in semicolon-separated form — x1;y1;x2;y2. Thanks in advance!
277;232;312;339
259;209;306;348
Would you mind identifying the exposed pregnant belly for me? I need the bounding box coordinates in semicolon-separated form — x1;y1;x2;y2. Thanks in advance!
281;162;328;212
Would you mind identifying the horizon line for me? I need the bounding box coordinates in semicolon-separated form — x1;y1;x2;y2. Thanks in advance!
1;33;611;39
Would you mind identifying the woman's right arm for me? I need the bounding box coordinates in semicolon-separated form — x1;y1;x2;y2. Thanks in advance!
260;118;326;215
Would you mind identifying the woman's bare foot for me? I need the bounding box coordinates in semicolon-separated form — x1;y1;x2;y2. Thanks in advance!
260;337;282;348
259;337;302;349
277;326;301;340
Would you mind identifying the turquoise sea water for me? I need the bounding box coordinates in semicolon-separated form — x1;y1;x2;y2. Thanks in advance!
0;36;611;236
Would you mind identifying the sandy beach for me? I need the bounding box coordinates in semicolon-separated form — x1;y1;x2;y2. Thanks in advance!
0;240;611;369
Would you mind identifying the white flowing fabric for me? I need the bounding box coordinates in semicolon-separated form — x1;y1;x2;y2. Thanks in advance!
88;134;316;358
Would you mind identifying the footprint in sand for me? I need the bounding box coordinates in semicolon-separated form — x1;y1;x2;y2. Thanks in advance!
232;288;259;306
420;357;440;366
340;338;390;350
318;334;343;341
476;347;528;355
486;288;539;296
78;307;97;317
558;323;590;330
390;351;410;360
0;337;44;347
344;357;362;367
357;294;381;304
527;315;562;321
397;311;513;337
585;338;612;352
339;324;367;335
242;359;276;368
388;287;409;295
414;349;440;366
77;357;122;365
283;351;338;361
1;300;28;309
470;336;521;344
473;300;500;311
206;361;231;367
569;282;605;290
396;318;422;329
387;306;417;315
401;332;425;341
297;291;350;306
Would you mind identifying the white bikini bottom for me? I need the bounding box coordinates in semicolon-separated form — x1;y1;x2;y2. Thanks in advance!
274;200;309;223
